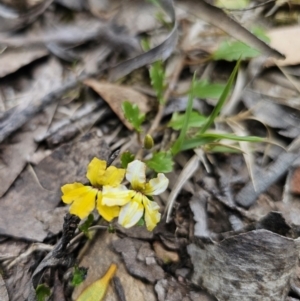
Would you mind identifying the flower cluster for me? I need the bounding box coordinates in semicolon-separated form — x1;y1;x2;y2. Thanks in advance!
61;158;169;231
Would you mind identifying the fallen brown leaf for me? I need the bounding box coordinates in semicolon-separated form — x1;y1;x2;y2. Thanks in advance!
84;79;150;130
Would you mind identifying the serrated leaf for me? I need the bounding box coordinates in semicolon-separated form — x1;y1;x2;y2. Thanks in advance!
79;214;94;238
199;60;240;135
149;60;166;104
121;151;135;168
72;266;88;287
36;284;50;301
146;151;174;173
168;111;207;130
122;101;145;132
212;40;260;61
193;80;226;99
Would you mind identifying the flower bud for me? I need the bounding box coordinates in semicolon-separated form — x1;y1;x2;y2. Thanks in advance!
144;134;154;149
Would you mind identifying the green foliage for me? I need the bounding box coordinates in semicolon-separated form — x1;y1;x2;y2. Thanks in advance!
171;73;197;155
121;151;135;168
78;214;94;238
199;59;240;134
212;40;260;61
141;38;151;52
146;151;174;173
122;101;145;132
136;217;145;226
168;111;207;130
252;26;270;43
71;266;88;287
36;284;51;301
181;133;264;151
193;80;226;99
149;60;166;104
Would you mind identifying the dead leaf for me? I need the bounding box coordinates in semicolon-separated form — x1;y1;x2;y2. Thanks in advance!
267;26;300;66
0;48;48;78
0;273;9;301
0;58;62;197
0;131;110;241
73;231;156;301
187;229;300;301
84;79;150;130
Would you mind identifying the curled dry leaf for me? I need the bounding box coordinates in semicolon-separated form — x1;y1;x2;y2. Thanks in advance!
187;229;300;301
266;26;300;67
84;79;150;130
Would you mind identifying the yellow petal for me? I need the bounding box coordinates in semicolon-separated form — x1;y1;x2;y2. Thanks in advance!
62;186;93;204
61;182;84;195
86;158;107;187
76;263;117;301
69;188;97;219
97;191;120;221
102;185;133;206
98;166;125;187
118;193;144;228
143;173;169;196
143;196;161;231
126;160;146;190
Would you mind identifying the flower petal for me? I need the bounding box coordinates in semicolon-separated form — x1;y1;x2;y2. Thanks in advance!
86;158;106;186
102;185;133;206
118;201;144;229
96;191;120;221
61;182;84;196
143;173;169;195
126;160;146;190
69;188;97;219
62;186;93;204
98;166;125;187
143;196;161;231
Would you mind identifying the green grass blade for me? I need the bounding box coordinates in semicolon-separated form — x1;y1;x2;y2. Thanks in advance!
171;73;197;155
199;59;241;135
198;132;265;142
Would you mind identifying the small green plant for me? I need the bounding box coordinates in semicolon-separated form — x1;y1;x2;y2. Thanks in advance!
35;284;51;301
122;101;145;133
78;214;94;238
170;59;266;154
71;265;88;287
149;60;166;104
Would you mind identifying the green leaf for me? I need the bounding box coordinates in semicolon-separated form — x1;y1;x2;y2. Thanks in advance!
193;80;226;99
180;132;264;152
72;265;88;287
36;284;51;301
78;214;94;238
149;61;166;104
122;101;145;132
146;151;174;173
136;217;145;226
168;111;207;130
180;137;217;151
171;73;197;155
141;38;151;52
252;26;270;43
212;40;260;61
199;60;241;135
205;144;243;153
121;151;135;168
199;132;265;142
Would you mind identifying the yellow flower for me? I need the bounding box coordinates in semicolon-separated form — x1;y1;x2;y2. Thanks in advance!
61;157;125;220
102;160;169;231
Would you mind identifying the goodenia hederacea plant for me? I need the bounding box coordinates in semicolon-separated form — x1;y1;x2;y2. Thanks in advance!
61;157;126;220
61;158;169;231
101;160;169;231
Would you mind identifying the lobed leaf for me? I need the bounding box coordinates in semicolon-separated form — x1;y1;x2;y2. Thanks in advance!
146;151;174;173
